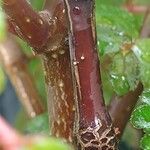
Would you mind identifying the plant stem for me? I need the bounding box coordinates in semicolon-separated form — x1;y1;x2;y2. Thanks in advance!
2;0;50;49
109;83;143;139
0;35;44;118
64;0;118;149
2;0;68;54
37;0;76;142
140;9;150;38
43;45;75;142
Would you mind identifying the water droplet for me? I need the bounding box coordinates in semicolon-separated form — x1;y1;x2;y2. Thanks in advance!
73;6;81;15
109;42;113;46
118;32;124;36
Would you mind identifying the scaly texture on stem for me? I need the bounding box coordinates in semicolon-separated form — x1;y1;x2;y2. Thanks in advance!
3;0;75;141
64;0;118;149
43;45;75;142
109;83;143;139
39;0;75;142
0;35;44;118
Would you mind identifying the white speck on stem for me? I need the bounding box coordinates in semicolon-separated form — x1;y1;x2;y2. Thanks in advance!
39;19;43;25
28;35;32;39
25;17;31;23
51;53;58;59
81;55;85;60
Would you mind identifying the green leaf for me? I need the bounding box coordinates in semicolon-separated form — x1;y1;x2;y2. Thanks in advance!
96;5;140;55
140;89;150;105
133;0;150;5
132;39;150;87
0;67;6;94
109;53;130;96
140;134;150;150
133;39;150;63
25;113;49;135
24;137;72;150
123;53;139;90
96;0;126;6
110;74;129;96
30;0;45;11
131;105;150;130
109;52;139;96
0;7;6;41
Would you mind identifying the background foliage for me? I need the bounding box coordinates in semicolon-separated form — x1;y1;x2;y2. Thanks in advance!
0;0;150;149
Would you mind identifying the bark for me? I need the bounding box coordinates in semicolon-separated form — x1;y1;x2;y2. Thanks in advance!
43;46;75;142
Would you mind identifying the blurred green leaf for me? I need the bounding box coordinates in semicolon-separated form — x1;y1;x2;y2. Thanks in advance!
96;4;140;97
0;67;6;94
0;6;6;41
134;39;150;63
96;5;140;55
24;137;72;150
30;0;45;11
108;52;139;96
133;0;150;5
140;89;150;105
96;0;126;6
140;134;150;150
25;113;49;135
110;74;129;96
132;39;150;88
131;105;150;130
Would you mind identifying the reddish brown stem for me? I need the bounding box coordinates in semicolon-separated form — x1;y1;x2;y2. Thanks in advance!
109;83;143;139
140;9;150;38
64;0;118;149
0;35;44;118
43;45;75;143
35;0;75;142
2;0;50;49
2;0;69;54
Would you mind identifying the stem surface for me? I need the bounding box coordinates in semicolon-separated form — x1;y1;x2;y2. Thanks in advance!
64;0;118;149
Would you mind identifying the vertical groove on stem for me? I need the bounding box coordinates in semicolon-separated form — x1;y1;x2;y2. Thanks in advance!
43;45;75;142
